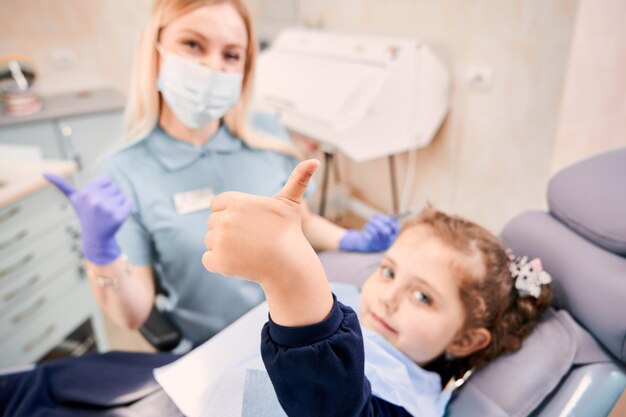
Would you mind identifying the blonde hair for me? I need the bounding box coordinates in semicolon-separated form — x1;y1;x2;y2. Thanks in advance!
122;0;302;158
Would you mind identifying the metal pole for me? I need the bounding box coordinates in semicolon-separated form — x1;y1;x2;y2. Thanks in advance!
388;154;399;214
319;151;334;216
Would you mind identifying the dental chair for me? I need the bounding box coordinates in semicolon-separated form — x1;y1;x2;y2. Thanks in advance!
319;147;626;416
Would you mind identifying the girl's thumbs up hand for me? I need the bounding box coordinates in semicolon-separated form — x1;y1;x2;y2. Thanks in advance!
202;160;321;285
203;160;334;326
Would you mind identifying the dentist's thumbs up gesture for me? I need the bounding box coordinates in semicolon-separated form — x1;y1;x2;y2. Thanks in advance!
44;174;133;265
202;160;333;326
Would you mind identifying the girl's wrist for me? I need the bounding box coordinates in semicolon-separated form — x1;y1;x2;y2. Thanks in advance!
260;261;333;327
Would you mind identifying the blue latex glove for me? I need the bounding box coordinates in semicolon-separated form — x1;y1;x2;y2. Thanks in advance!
44;174;133;265
339;214;399;253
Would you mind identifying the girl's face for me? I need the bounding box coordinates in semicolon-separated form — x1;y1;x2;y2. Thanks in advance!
159;3;247;73
360;225;481;365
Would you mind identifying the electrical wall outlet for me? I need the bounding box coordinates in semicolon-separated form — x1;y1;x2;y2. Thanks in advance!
49;49;78;70
465;65;494;91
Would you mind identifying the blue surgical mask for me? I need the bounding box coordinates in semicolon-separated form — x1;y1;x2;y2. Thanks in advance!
157;45;243;129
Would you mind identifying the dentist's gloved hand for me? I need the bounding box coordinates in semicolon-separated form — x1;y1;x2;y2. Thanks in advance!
339;214;399;252
43;174;133;265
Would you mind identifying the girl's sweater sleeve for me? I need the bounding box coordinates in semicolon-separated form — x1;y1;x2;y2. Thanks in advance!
260;295;413;417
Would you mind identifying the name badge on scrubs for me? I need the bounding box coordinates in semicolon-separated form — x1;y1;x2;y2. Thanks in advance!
173;188;215;215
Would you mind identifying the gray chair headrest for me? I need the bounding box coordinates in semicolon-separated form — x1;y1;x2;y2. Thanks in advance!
447;308;611;417
502;211;626;363
548;147;626;256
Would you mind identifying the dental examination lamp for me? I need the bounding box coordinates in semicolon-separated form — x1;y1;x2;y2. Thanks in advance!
253;28;450;216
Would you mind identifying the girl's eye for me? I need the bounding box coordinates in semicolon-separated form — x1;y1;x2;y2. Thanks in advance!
381;266;394;279
412;290;432;305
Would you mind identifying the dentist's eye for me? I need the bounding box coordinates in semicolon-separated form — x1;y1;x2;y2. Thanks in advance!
412;290;431;305
381;266;395;279
224;51;241;61
183;40;203;52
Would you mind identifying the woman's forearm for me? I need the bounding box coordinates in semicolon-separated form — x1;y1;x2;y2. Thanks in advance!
301;204;345;251
86;257;155;329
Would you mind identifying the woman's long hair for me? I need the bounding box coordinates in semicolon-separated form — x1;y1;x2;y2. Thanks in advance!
122;0;301;158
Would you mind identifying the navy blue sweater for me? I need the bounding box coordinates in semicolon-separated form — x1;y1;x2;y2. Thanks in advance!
261;298;414;417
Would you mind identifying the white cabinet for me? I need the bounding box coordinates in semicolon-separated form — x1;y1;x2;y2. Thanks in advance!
0;121;61;158
0;89;125;186
0;161;108;367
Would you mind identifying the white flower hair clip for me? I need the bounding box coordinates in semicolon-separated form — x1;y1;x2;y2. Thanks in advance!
507;251;552;299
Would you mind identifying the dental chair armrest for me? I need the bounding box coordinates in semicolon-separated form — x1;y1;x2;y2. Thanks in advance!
534;363;626;417
139;306;182;352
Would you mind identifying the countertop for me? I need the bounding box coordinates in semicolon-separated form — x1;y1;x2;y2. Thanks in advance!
0;88;125;127
0;159;76;207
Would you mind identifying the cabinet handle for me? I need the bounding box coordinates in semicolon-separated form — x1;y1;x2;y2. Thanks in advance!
0;206;20;224
0;253;34;279
22;324;56;354
57;121;83;170
65;225;80;239
11;295;46;325
73;154;83;170
59;122;73;137
0;230;28;252
3;274;40;303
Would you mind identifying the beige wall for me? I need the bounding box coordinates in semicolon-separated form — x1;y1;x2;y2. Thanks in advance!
551;0;626;173
277;0;580;233
0;0;151;95
0;0;583;233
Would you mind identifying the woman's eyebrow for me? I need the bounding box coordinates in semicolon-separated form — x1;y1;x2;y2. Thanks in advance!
179;29;246;50
179;29;208;42
224;43;245;52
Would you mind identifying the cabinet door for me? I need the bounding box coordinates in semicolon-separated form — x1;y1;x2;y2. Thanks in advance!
0;121;64;159
57;111;123;186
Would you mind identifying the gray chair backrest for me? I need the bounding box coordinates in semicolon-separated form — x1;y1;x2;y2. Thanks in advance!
449;147;626;417
512;148;626;363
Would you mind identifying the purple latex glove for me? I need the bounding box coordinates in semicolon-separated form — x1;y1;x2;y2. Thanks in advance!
44;174;133;265
339;214;399;253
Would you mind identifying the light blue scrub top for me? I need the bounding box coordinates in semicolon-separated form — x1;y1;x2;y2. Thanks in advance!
101;112;312;345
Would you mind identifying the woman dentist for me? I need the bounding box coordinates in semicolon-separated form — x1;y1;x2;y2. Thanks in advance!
45;0;399;348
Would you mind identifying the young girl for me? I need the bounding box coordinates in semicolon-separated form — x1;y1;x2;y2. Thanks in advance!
202;159;552;416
